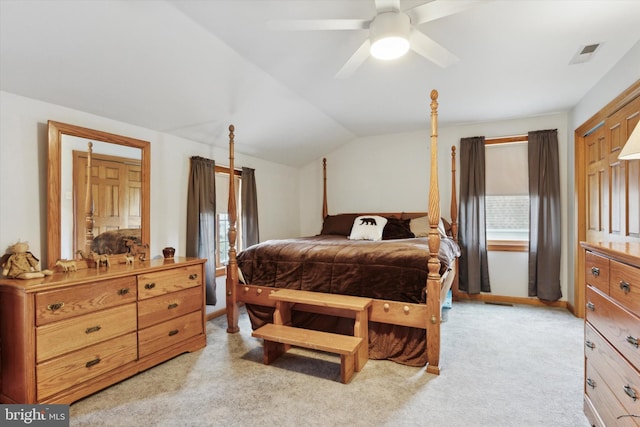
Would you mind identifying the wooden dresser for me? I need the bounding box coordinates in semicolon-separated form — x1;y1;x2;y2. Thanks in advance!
0;257;207;404
582;242;640;426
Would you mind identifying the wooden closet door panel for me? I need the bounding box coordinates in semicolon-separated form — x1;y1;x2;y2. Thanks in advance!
607;96;640;239
586;127;607;242
630;159;640;237
609;161;624;236
626;106;640;238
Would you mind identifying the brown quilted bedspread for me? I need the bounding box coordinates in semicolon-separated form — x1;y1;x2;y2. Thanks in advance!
237;235;459;304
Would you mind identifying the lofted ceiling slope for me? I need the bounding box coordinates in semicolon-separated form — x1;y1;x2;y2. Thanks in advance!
1;0;639;167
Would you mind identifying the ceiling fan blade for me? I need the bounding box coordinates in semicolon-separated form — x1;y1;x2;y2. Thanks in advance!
409;30;459;68
267;19;368;31
335;39;371;79
374;0;401;13
407;0;488;25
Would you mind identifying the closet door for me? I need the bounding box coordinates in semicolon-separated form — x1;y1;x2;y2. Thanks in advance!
605;95;640;239
585;125;606;243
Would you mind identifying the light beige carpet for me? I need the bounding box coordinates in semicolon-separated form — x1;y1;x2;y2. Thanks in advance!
69;301;590;427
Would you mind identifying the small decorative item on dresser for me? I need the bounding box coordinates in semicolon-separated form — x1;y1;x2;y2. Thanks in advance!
163;247;176;258
55;259;77;272
1;241;53;279
89;251;110;268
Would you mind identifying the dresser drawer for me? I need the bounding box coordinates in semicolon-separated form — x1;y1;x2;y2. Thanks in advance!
138;310;203;358
137;265;202;300
587;286;640;369
611;260;640;316
138;286;203;329
585;324;640;425
36;303;137;363
35;277;137;326
37;332;137;401
585;360;639;427
586;251;610;294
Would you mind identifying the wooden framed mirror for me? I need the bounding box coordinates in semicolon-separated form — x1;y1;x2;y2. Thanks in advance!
47;121;150;269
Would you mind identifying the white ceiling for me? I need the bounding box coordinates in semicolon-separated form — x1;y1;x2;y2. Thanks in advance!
1;0;639;166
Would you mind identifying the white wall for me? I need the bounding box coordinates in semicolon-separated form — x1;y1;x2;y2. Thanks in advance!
0;91;300;308
300;112;570;300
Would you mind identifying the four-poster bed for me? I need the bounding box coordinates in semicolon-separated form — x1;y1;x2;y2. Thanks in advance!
225;90;458;375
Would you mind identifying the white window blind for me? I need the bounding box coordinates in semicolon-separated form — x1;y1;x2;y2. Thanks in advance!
485;142;528;196
485;141;529;241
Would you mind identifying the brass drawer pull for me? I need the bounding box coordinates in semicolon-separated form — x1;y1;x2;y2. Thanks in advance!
168;329;179;337
47;302;65;312
620;280;631;294
624;385;637;401
591;267;600;277
586;378;596;388
85;358;101;368
168;303;178;310
585;340;595;350
145;282;156;290
189;273;198;280
85;325;101;334
118;288;130;295
586;302;595;311
627;336;639;348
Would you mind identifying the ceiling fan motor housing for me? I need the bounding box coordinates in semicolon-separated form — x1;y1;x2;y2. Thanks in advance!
369;12;411;60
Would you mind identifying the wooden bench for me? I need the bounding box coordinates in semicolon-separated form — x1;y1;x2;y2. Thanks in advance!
251;289;373;383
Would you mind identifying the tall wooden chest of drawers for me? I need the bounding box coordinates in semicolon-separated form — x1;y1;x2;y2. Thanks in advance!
0;257;207;404
582;242;640;426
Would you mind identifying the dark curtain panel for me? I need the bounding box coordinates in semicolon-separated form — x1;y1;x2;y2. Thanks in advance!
459;137;491;294
186;156;217;305
528;130;562;301
241;167;259;248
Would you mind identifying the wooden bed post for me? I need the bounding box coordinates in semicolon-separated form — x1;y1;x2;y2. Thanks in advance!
322;158;328;219
426;90;442;375
226;124;240;333
450;146;459;300
84;141;94;254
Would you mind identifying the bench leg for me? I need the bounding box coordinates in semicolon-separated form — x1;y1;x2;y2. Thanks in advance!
353;310;369;372
263;340;286;365
340;353;355;384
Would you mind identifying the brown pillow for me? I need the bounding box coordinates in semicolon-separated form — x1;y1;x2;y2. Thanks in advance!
382;217;415;240
320;214;359;236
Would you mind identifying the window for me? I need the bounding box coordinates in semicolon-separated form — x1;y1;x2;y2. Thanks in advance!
485;137;529;251
216;213;230;267
215;166;241;275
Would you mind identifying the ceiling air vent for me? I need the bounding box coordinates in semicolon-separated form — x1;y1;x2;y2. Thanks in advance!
569;43;601;65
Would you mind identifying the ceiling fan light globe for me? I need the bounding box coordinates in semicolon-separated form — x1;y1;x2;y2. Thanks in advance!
370;37;410;60
369;11;411;60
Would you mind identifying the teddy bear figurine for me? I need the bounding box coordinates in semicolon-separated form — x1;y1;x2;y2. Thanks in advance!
1;241;53;279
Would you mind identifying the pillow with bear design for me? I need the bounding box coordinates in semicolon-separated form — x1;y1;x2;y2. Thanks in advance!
348;215;388;241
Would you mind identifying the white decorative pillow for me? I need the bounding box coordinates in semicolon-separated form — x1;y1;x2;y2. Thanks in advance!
348;215;388;241
410;215;447;239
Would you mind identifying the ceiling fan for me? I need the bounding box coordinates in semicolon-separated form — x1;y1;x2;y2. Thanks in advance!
268;0;488;78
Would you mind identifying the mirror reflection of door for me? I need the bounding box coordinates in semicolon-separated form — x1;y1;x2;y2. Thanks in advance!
73;151;142;255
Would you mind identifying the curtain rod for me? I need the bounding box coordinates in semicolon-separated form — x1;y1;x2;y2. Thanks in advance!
485;135;528;145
